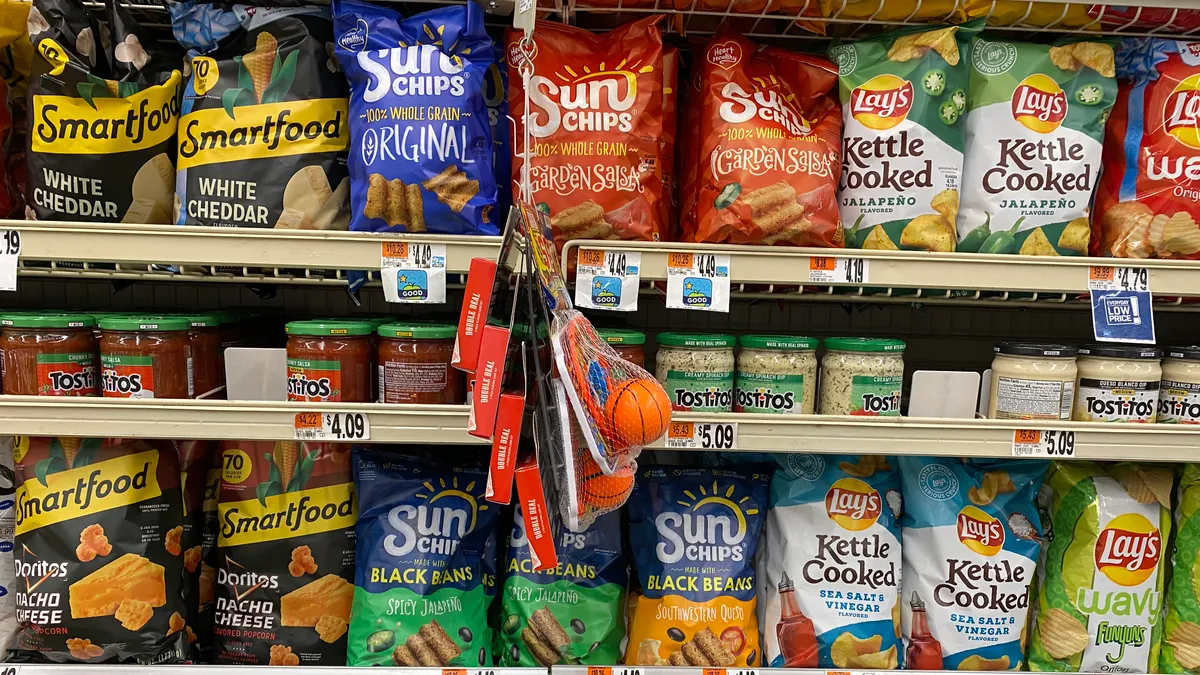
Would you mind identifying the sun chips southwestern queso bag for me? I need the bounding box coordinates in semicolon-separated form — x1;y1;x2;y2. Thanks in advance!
687;30;842;247
11;437;189;663
626;466;768;668
213;441;356;665
1094;39;1200;260
1030;461;1171;673
507;17;666;247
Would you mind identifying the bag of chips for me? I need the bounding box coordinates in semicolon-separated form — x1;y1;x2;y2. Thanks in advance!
1163;464;1200;672
486;47;511;225
174;440;213;657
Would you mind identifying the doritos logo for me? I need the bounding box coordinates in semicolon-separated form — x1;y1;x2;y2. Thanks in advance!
957;506;1004;556
1011;74;1067;133
824;478;881;532
1165;74;1200;149
525;63;644;138
1095;513;1161;587
849;74;912;130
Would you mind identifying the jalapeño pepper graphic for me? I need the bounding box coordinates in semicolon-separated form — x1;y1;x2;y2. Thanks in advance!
844;214;865;249
957;212;991;253
978;216;1025;255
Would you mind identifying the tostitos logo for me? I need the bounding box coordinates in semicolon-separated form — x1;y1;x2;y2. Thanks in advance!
824;478;882;532
849;74;913;130
957;506;1005;556
1094;513;1161;586
1011;74;1068;133
654;479;759;564
1165;73;1200;149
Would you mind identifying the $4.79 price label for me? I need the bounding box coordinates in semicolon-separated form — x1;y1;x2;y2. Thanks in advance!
1011;429;1075;458
665;252;730;312
294;412;371;441
381;242;446;304
575;248;641;312
666;422;738;449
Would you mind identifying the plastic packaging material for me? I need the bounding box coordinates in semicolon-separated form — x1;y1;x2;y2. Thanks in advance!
988;342;1077;420
0;313;97;396
597;329;646;369
1159;346;1200;424
818;338;905;416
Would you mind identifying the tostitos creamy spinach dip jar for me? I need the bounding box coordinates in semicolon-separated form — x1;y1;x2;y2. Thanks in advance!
735;335;819;414
654;333;735;412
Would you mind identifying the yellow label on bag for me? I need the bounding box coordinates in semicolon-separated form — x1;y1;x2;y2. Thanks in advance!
219;482;357;547
177;98;349;169
16;449;163;533
31;71;181;155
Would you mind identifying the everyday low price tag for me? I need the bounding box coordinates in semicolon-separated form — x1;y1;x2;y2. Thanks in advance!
381;242;446;303
0;229;19;292
808;256;869;285
1088;266;1154;344
665;421;738;449
293;412;371;441
575;248;640;311
665;252;730;312
1011;429;1075;458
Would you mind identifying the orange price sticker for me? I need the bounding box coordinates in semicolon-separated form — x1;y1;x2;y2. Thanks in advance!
579;249;604;267
381;242;409;259
294;412;321;429
668;422;695;438
441;669;467;675
1089;266;1114;283
667;252;694;269
1014;429;1041;444
810;256;836;272
702;669;727;675
587;667;612;675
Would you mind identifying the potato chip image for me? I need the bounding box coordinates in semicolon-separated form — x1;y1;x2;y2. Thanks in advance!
1100;201;1153;256
931;189;959;228
1164;212;1200;255
830;632;883;668
1019;228;1059;256
1039;608;1089;659
901;214;956;252
1169;622;1200;670
958;653;1012;670
1072;42;1115;78
915;27;959;66
967;485;994;506
1115;465;1172;508
862;224;900;250
839;456;889;478
1057;217;1090;255
1049;45;1080;71
850;644;898;669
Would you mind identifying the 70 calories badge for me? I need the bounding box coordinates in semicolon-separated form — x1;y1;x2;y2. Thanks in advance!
666;252;731;313
381;242;446;304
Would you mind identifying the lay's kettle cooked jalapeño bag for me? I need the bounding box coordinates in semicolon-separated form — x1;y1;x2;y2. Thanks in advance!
1163;464;1200;673
1030;461;1172;673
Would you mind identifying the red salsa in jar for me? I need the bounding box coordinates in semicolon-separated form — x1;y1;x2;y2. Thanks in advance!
377;322;463;405
99;315;193;399
180;314;224;399
285;320;373;403
597;328;646;368
1;313;98;396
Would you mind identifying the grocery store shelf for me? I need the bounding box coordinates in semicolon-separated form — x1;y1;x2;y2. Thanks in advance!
8;668;541;675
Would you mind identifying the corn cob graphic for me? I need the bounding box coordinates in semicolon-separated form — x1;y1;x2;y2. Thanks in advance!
276;441;298;489
61;437;81;469
244;32;278;103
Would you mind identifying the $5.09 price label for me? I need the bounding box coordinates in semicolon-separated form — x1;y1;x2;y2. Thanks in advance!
665;252;730;312
808;256;869;285
381;242;446;304
575;248;641;312
0;229;19;292
1011;429;1075;458
294;412;371;441
666;422;738;449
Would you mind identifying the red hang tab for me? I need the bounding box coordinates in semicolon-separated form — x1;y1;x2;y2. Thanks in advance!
452;257;498;373
485;391;525;504
515;456;558;571
467;324;510;440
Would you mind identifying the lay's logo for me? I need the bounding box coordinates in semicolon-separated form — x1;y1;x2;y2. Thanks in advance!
1011;74;1067;133
1095;513;1161;587
956;506;1005;556
655;480;759;564
849;74;912;130
1165;74;1200;149
824;478;881;532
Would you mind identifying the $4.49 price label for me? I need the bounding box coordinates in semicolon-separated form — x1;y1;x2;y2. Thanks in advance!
1011;429;1075;458
381;242;446;304
294;412;371;441
808;256;869;285
666;421;738;449
665;252;730;312
0;229;19;292
575;248;641;312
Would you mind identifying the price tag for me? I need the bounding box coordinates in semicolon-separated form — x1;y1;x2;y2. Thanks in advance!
1088;265;1154;344
1088;265;1148;293
575;248;640;311
665;252;730;312
293;412;371;441
1012;429;1076;458
0;229;19;292
665;421;738;449
808;256;869;285
381;242;446;303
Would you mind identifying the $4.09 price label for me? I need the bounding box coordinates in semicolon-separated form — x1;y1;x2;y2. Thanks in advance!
575;248;641;312
0;229;19;292
381;242;446;304
1011;429;1075;458
666;422;738;449
808;256;869;285
665;252;730;312
294;412;371;441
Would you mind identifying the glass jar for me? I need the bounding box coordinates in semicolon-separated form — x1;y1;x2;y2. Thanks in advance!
1;313;98;396
100;315;193;399
988;343;1078;420
1073;344;1162;423
377;322;464;405
654;333;735;412
736;335;819;414
285;320;374;403
177;314;223;399
597;328;646;368
1160;346;1200;424
819;337;905;416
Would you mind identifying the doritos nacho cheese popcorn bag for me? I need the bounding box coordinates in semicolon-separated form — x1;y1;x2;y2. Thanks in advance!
688;30;843;247
507;17;666;248
170;3;350;230
626;466;768;668
11;437;189;663
334;0;498;236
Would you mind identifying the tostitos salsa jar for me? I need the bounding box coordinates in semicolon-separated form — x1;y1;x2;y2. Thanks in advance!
99;315;193;399
285;320;374;403
1;312;98;396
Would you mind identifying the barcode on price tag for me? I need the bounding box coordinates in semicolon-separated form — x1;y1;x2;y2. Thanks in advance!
666;422;738;449
665;252;730;312
1011;429;1075;458
808;256;868;285
381;242;446;303
575;248;640;311
293;412;371;441
1089;265;1149;292
0;229;19;292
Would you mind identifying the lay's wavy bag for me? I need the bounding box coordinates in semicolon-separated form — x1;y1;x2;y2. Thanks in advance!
761;454;903;669
626;466;768;668
333;0;498;235
899;457;1047;671
1163;464;1200;673
1030;461;1172;673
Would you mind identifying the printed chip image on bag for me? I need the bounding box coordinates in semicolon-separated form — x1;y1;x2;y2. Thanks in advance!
831;24;979;253
761;454;902;669
1163;464;1200;673
10;437;189;663
212;441;356;665
958;37;1116;256
26;0;181;223
170;2;350;230
1094;39;1200;260
498;505;627;666
626;466;768;668
507;17;665;248
898;457;1047;671
347;449;499;667
333;0;497;235
688;29;842;248
1029;461;1171;674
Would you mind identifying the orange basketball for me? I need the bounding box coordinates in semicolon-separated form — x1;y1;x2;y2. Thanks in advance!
578;454;635;510
602;377;671;449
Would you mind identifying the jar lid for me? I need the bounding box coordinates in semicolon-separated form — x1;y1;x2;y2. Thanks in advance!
824;337;906;353
598;328;646;346
994;342;1078;358
175;313;223;328
1078;343;1162;360
378;322;457;339
1165;346;1200;360
739;334;819;350
656;332;735;348
285;320;374;337
99;316;192;332
1;312;96;329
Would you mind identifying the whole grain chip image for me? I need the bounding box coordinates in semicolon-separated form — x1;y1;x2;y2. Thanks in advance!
164;525;183;555
115;598;155;631
315;613;348;643
362;174;426;232
422;165;479;213
741;182;811;245
1038;608;1089;659
551;200;613;241
520;607;571;666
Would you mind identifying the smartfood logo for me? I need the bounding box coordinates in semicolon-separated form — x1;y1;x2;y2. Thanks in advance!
1011;74;1067;133
1094;513;1161;586
849;75;913;130
957;506;1005;556
1165;73;1200;149
654;479;759;564
825;478;881;531
384;474;488;556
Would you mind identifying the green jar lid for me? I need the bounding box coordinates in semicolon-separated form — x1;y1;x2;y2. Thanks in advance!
99;316;192;332
286;320;374;337
1;312;95;329
739;334;819;351
378;322;457;339
657;332;736;348
824;337;906;353
598;328;646;346
175;313;222;328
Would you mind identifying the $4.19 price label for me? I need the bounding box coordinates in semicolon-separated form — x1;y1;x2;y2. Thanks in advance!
0;229;19;292
808;256;869;285
666;422;738;449
381;242;446;304
665;252;730;312
294;412;371;441
575;248;641;312
1011;429;1075;458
